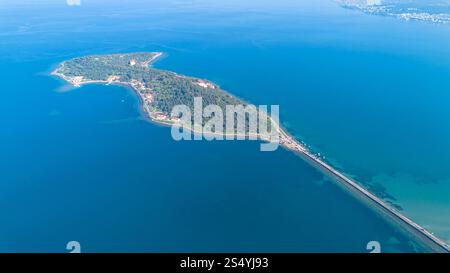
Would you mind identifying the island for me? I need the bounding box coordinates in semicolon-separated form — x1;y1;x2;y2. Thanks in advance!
52;52;450;253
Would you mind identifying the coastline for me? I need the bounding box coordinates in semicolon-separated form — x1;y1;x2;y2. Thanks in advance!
52;53;450;253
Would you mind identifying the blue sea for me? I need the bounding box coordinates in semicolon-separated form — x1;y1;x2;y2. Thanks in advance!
0;0;449;252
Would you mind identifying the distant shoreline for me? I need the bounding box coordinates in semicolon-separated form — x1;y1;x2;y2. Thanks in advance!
52;52;450;253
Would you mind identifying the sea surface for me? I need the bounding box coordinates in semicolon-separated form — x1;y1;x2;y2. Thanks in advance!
0;0;449;252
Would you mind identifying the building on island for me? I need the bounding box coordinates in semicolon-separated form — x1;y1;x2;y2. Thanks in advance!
196;80;216;89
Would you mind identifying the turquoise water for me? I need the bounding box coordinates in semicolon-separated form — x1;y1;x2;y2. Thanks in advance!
0;0;449;252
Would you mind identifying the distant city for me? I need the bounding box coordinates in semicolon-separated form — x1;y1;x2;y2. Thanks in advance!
338;0;450;24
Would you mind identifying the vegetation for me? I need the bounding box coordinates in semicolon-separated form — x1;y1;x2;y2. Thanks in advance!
56;52;271;134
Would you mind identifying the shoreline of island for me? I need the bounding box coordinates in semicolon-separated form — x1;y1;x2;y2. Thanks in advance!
51;53;450;253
